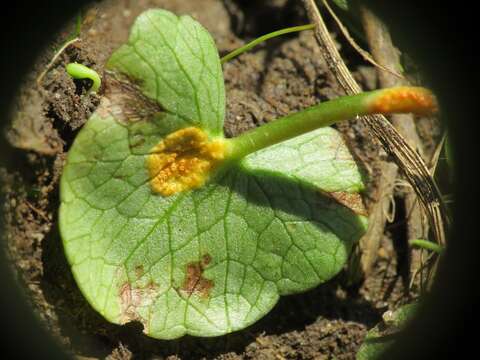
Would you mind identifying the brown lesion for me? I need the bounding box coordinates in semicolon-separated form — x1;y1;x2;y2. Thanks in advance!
118;279;159;331
134;265;144;279
328;191;367;216
95;71;163;123
180;253;214;299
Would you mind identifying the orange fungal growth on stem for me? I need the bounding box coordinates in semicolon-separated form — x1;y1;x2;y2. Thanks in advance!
367;86;438;116
147;127;227;196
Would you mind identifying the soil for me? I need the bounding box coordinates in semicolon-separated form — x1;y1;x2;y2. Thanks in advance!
1;0;430;359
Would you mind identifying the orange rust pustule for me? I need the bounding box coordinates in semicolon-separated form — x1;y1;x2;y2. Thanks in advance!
368;87;438;116
147;127;227;196
181;255;214;299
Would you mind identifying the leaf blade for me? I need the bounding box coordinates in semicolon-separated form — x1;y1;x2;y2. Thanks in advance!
59;9;367;340
242;127;365;193
107;9;225;134
60;115;366;338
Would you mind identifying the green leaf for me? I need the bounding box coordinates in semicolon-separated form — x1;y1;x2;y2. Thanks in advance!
107;9;225;135
331;0;350;11
59;9;367;339
242;127;365;193
356;303;420;360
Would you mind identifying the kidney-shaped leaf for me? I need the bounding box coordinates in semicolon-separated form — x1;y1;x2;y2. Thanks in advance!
59;9;367;339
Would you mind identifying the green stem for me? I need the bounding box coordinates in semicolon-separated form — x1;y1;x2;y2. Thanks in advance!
220;24;315;64
226;86;437;160
75;12;82;37
66;62;101;93
410;239;445;254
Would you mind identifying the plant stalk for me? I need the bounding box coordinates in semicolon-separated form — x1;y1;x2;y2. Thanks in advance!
226;86;437;160
220;24;315;64
409;239;445;254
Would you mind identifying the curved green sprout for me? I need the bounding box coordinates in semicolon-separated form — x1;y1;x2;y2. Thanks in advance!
409;239;445;254
220;24;315;64
66;62;101;93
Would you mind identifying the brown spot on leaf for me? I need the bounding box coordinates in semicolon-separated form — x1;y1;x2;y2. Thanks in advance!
329;192;367;216
96;72;163;123
119;281;158;332
146;280;157;290
181;254;214;299
135;265;144;278
201;254;212;267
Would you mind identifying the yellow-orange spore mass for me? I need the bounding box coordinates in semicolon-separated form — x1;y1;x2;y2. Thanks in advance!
147;127;227;196
369;86;438;116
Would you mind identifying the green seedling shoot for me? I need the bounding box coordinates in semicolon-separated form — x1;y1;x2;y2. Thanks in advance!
220;23;315;64
59;9;437;340
66;62;101;93
409;239;445;254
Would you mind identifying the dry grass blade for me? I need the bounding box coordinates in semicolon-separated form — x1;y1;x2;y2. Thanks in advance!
301;0;447;252
358;162;398;274
359;5;429;288
322;0;403;79
429;133;447;174
36;37;80;87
